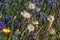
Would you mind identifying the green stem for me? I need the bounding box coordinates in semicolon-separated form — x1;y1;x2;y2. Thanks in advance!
21;28;27;37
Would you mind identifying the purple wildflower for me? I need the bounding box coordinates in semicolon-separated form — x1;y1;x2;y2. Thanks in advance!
34;0;40;5
41;31;47;36
30;0;40;5
47;0;59;8
5;3;9;11
2;17;8;23
58;23;60;27
5;0;9;3
14;21;19;28
28;32;34;40
0;22;6;29
39;10;47;23
0;0;5;3
8;16;14;24
0;6;2;12
0;2;2;7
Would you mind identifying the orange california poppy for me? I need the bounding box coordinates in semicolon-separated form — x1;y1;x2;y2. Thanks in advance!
2;28;11;35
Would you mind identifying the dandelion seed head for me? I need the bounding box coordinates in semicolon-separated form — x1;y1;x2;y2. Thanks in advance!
49;28;56;35
27;24;34;32
28;3;35;10
47;15;54;22
32;20;39;25
21;11;31;18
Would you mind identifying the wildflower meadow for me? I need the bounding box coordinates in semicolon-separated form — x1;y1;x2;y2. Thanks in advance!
0;0;60;40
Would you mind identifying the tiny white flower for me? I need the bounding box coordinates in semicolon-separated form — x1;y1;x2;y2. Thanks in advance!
32;20;39;25
49;28;56;35
47;15;54;22
21;11;31;18
28;3;35;10
27;24;34;32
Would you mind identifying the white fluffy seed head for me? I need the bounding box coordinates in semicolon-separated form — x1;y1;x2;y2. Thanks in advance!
28;3;35;10
49;28;56;35
27;24;34;32
32;20;39;25
47;15;54;22
21;11;31;18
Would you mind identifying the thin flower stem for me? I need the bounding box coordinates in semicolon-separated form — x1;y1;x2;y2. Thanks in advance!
8;19;15;40
34;26;44;36
24;32;30;40
21;28;27;37
47;21;53;31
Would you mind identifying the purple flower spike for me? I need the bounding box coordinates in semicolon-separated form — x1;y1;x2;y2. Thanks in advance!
0;22;6;29
57;21;60;27
0;0;5;3
5;0;9;3
2;17;8;23
5;3;9;11
15;22;19;28
39;10;47;23
0;2;2;7
47;0;59;8
8;16;14;24
28;32;34;40
35;0;39;5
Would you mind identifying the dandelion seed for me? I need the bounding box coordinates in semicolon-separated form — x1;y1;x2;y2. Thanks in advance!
27;24;34;32
28;3;35;10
